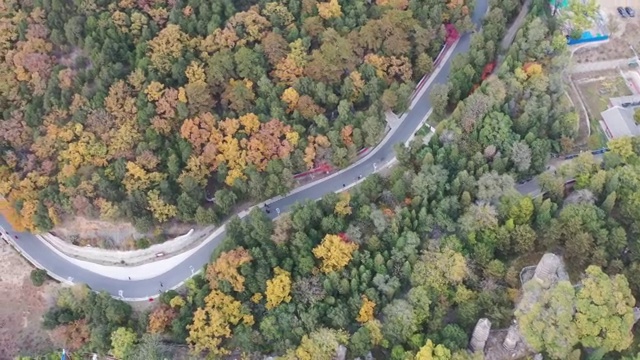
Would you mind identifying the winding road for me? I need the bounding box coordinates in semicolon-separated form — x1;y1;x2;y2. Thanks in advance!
0;0;503;300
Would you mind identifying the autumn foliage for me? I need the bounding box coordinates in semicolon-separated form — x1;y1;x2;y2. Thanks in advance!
334;192;353;216
187;290;255;355
148;305;177;334
356;296;376;323
50;319;91;351
0;0;464;232
312;234;358;273
0;199;25;231
180;113;299;185
205;247;253;292
265;267;293;309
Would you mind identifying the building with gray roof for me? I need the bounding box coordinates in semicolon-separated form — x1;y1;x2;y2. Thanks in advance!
600;95;640;139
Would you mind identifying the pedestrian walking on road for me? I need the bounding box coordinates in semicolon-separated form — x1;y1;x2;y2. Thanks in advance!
128;276;131;280
342;184;345;187
160;282;163;288
358;175;362;179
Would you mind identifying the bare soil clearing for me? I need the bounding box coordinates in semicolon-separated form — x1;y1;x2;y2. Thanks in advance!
0;241;60;359
51;216;196;249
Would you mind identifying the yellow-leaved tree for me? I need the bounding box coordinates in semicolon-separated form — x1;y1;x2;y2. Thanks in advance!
185;61;206;83
312;234;358;273
281;87;299;112
317;0;342;19
187;290;254;356
365;320;384;346
169;295;186;308
524;62;543;78
146;190;177;223
356;296;376;323
206;247;253;292
239;113;261;135
280;328;349;360
415;339;452;360
145;81;165;101
334;192;352;216
265;267;292;309
122;161;166;194
147;24;188;73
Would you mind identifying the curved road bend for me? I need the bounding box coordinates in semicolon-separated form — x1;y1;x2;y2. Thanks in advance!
0;1;490;300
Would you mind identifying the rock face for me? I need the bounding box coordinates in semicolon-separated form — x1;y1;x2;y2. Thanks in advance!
634;307;640;324
502;325;520;351
470;318;492;353
533;253;561;287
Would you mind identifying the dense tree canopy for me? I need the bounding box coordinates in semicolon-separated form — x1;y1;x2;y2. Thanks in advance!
32;1;640;360
0;0;476;233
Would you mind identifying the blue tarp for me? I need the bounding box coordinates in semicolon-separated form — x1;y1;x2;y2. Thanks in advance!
567;31;609;45
551;0;569;8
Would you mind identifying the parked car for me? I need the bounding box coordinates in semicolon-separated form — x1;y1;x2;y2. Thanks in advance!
618;7;628;17
626;7;635;17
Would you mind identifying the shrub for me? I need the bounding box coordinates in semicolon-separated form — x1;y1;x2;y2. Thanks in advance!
160;290;179;305
30;269;48;286
136;238;151;249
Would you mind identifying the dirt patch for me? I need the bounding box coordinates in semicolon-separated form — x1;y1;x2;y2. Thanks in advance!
51;216;196;250
0;241;60;359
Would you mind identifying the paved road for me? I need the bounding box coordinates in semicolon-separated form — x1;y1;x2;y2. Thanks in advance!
499;0;532;50
0;1;490;300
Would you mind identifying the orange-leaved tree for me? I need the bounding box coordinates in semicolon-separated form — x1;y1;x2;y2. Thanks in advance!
148;304;177;334
205;247;253;292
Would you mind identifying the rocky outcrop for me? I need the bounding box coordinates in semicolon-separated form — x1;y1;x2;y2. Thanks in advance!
533;253;561;287
470;318;492;353
502;325;520;351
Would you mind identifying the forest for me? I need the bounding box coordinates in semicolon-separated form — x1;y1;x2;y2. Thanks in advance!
26;1;640;359
0;0;485;234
